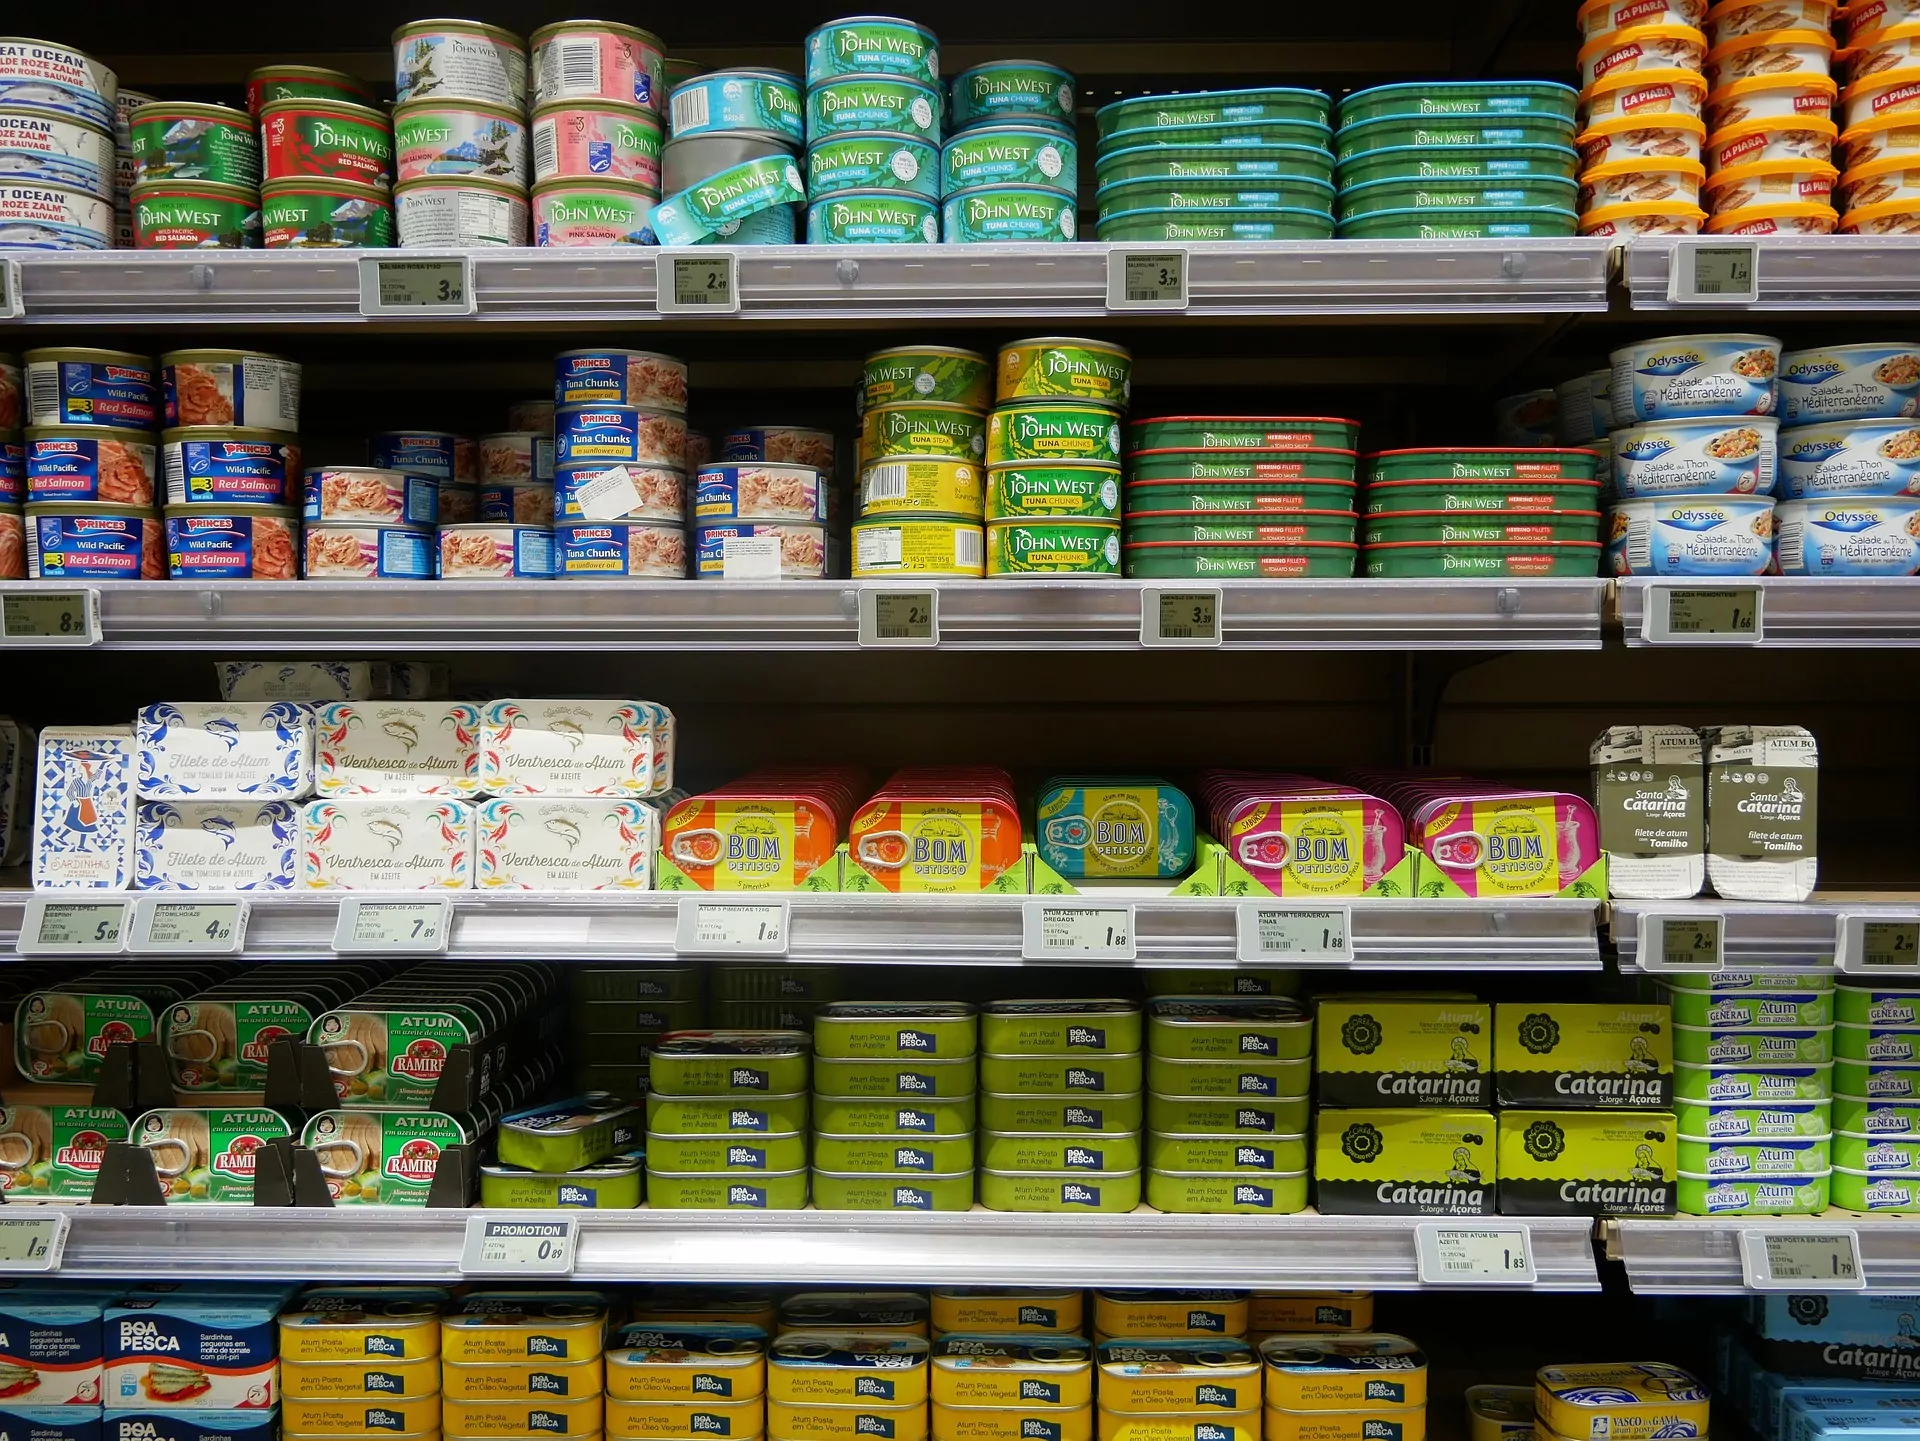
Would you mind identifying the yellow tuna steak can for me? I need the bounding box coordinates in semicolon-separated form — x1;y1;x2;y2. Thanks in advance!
604;1394;767;1437
768;1330;931;1405
930;1335;1094;1408
281;1396;443;1434
930;1291;1085;1338
1533;1363;1709;1441
1094;1340;1260;1414
1263;1407;1427;1441
280;1354;443;1399
444;1354;604;1399
605;1323;768;1401
1093;1293;1248;1341
780;1292;933;1335
1259;1335;1428;1412
768;1396;930;1441
441;1291;612;1363
933;1402;1094;1441
1094;1409;1260;1441
442;1395;605;1436
859;456;985;519
852;518;985;577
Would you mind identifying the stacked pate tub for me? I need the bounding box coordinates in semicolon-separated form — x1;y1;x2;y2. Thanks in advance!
802;21;950;243
1574;0;1709;238
1094;88;1334;243
657;65;806;245
553;348;691;578
254;67;395;252
528;20;665;245
0;36;118;249
0;355;18;578
988;338;1128;577
21;347;166;581
1701;0;1840;236
128;96;264;250
161;349;303;579
390;18;531;247
1605;332;1783;579
852;344;990;580
942;58;1077;243
1835;3;1920;234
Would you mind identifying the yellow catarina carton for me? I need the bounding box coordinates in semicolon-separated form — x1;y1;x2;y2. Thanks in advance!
767;1396;930;1441
605;1323;768;1401
441;1291;612;1364
1259;1336;1429;1412
604;1394;766;1438
442;1393;607;1436
280;1354;443;1400
1466;1385;1536;1441
934;1401;1094;1441
1249;1295;1372;1335
1094;1409;1260;1441
930;1291;1085;1337
1494;1005;1674;1111
282;1395;444;1434
1091;1292;1248;1340
768;1332;931;1407
444;1354;605;1399
930;1335;1095;1408
780;1292;932;1336
1533;1363;1710;1441
1095;1341;1260;1414
1315;998;1492;1109
277;1288;449;1363
1263;1407;1428;1441
1312;1110;1495;1217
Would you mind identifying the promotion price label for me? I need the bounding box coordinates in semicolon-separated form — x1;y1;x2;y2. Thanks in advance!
1235;905;1354;965
1416;1225;1537;1286
332;898;453;955
1141;587;1222;647
1836;913;1920;976
858;588;939;647
0;1214;69;1273
1;590;100;646
1637;912;1725;973
1021;903;1136;962
132;898;248;955
1741;1229;1866;1290
1642;583;1764;645
675;898;791;956
1668;240;1759;306
16;898;129;956
460;1216;578;1277
1107;248;1189;310
358;255;477;317
0;257;21;320
658;250;740;314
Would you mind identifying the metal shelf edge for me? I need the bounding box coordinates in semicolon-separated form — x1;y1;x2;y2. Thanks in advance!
1606;1215;1920;1294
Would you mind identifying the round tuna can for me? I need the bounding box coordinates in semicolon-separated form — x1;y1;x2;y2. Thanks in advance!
724;426;838;471
534;177;655;245
304;467;439;527
859;456;983;518
0;180;111;248
1102;209;1337;244
0;38;117;131
259;177;393;248
393;20;528;109
692;522;829;578
394;174;528;246
943;184;1076;242
532;100;662;186
555;461;683;520
25;426;156;506
662;132;798;195
440;523;553;579
479;481;554;525
861;402;986;465
1605;495;1776;575
686;432;714;468
1781;417;1920;496
807;76;941;143
651;151;806;245
949;61;1075;135
0;108;114;199
162;349;300;433
437;482;479;524
24;348;157;430
392;99;526;187
807;133;939;200
0;510;25;579
806;18;939;88
1136;539;1359;578
302;521;437;579
552;518;687;576
554;349;688;413
162;428;294;507
247;65;375;117
695;463;830;523
862;347;990;414
807;190;938;243
25;503;163;580
999;338;1131;406
479;432;555;485
558;405;687;468
1780;343;1920;424
130;179;260;250
1775;495;1920;574
668;68;804;145
987;463;1120;521
530;20;665;112
1611;416;1779;496
851;518;985;577
164;505;300;580
986;519;1120;576
370;431;461;483
129;102;260;186
988;404;1123;467
942;126;1076;197
508;398;555;432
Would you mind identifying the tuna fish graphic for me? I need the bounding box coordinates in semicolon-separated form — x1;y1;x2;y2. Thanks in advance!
199;815;239;850
401;42;441;99
544;817;582;850
382;721;421;753
549;719;585;751
366;819;405;851
203;717;241;751
0;224;74;248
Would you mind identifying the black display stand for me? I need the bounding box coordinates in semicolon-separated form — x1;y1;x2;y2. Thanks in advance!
89;1141;167;1205
91;1040;175;1118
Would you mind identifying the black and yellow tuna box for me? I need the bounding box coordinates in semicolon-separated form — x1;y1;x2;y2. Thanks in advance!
1494;1111;1676;1217
1312;1108;1494;1217
1315;997;1491;1108
1492;1003;1673;1109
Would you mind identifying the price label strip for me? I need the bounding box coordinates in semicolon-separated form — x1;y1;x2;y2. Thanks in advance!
1141;587;1223;648
1741;1228;1866;1290
358;255;477;317
16;898;129;956
1107;248;1189;311
1641;582;1764;645
132;898;249;955
1021;903;1136;962
332;897;454;955
675;898;791;956
1415;1224;1538;1287
0;257;21;321
1636;912;1725;974
657;250;741;315
1836;913;1920;976
1667;239;1759;306
0;590;101;646
460;1216;578;1277
1235;904;1355;965
858;588;939;647
0;1214;69;1273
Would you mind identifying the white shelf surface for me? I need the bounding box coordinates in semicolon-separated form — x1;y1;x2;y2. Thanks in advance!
5;579;1609;652
42;1207;1601;1289
1624;236;1920;312
3;241;1614;326
1617;577;1920;648
1;892;1604;970
1609;897;1909;972
1606;1215;1920;1294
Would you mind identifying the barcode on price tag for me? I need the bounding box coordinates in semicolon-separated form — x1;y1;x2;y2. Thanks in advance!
16;898;129;956
1642;583;1764;645
858;588;938;646
460;1216;578;1276
1836;913;1920;975
0;1214;68;1273
1;590;100;645
358;255;477;316
1236;905;1354;964
1636;912;1724;973
1415;1225;1537;1286
675;898;790;955
658;250;740;314
1741;1229;1866;1290
1021;903;1136;962
0;257;21;320
332;898;453;954
132;898;248;955
1107;248;1189;310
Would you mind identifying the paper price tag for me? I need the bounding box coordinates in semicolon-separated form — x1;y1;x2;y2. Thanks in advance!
720;535;781;580
16;898;129;956
0;1214;68;1273
675;898;791;956
460;1216;578;1276
358;255;477;317
132;898;248;955
1141;587;1222;647
0;257;21;320
1642;583;1764;645
1021;903;1136;962
573;465;645;523
1741;1229;1866;1290
1668;240;1759;306
1636;912;1725;973
1107;248;1189;310
1;590;100;646
1836;913;1920;975
332;898;453;954
858;588;938;647
1416;1225;1537;1286
1236;905;1354;965
658;250;740;314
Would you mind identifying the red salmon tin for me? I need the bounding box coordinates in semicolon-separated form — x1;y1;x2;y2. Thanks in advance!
260;98;396;190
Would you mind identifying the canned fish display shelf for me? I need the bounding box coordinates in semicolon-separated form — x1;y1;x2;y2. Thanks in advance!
1604;1214;1920;1295
1624;236;1920;313
1617;578;1920;649
1611;898;1920;974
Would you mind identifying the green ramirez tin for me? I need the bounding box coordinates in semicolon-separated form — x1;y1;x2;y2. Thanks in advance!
987;404;1123;467
807;134;939;200
1147;1132;1309;1171
979;1052;1144;1095
646;1131;809;1171
979;1000;1143;1056
949;62;1076;134
1130;417;1361;453
998;338;1130;405
944;185;1077;243
1127;540;1359;579
943;127;1077;195
812;1132;974;1172
1096;144;1335;189
813;1002;978;1059
980;1168;1141;1212
131;102;262;185
646;1093;811;1135
1361;541;1600;578
980;1131;1142;1172
1147;1094;1311;1136
986;519;1120;575
646;1031;812;1096
1148;1054;1313;1099
813;1169;973;1211
1337;207;1576;240
1146;1168;1309;1214
807;76;942;142
814;1055;977;1098
645;1167;809;1208
987;463;1120;521
1098;88;1332;140
1097;208;1335;243
1146;999;1313;1061
978;1091;1143;1133
479;1156;644;1208
1672;1027;1833;1066
1360;512;1600;546
863;346;991;412
1334;144;1579;189
1127;512;1359;546
813;1095;977;1136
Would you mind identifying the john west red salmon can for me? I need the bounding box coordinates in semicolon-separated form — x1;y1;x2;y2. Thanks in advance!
260;98;395;190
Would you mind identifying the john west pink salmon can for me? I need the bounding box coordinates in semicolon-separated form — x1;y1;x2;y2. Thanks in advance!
531;100;662;187
530;21;666;113
533;177;655;246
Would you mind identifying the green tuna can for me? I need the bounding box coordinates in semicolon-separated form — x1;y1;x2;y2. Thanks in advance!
1146;1133;1310;1172
986;463;1120;521
1128;449;1359;484
1127;540;1359;579
130;180;262;250
978;1053;1144;1095
710;965;843;1003
131;102;262;186
860;401;986;466
987;404;1123;467
812;1169;974;1211
814;1002;978;1059
998;338;1131;405
807;76;942;142
1100;118;1332;151
979;1001;1143;1056
986;519;1120;576
1148;1093;1312;1135
1839;1024;1920;1063
1664;989;1835;1029
1834;1094;1920;1134
478;1156;644;1208
1674;1062;1833;1104
644;1131;809;1172
1333;144;1579;190
1147;1168;1310;1214
1676;1133;1832;1176
1339;175;1576;219
1334;114;1575;166
980;1132;1141;1173
806;133;940;201
708;1001;817;1030
950;61;1076;134
1831;1165;1920;1212
977;1091;1143;1134
1839;989;1920;1026
1364;483;1601;517
260;177;394;248
807;190;939;243
942;127;1077;195
646;1167;809;1208
1360;540;1601;578
1676;1170;1829;1215
805;17;939;87
813;1055;977;1098
1672;1100;1831;1139
1672;1027;1833;1066
943;185;1077;243
1096;175;1335;217
1147;1054;1312;1100
1127;512;1359;547
645;1092;810;1135
1145;999;1313;1061
979;1167;1141;1212
863;347;991;413
1835;1055;1918;1098
1663;970;1835;993
1335;206;1576;240
576;965;701;1001
1096;207;1335;243
1835;1131;1920;1172
1334;81;1577;130
1361;512;1600;546
812;1132;976;1173
1130;417;1360;453
1127;479;1360;514
1098;88;1332;140
1095;144;1336;190
646;1032;811;1096
813;1095;977;1137
1368;448;1598;483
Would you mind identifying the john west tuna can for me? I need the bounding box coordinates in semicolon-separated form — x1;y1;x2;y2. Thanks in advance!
393;21;528;111
395;175;528;246
667;69;804;146
807;191;937;243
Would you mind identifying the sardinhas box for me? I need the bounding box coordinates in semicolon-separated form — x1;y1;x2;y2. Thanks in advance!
1495;1110;1677;1216
1315;997;1491;1108
1494;1004;1674;1110
0;1294;104;1404
104;1298;280;1409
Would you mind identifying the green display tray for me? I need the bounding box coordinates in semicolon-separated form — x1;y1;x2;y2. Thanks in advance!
1364;479;1602;515
1338;174;1577;218
1096;175;1336;215
1127;478;1359;512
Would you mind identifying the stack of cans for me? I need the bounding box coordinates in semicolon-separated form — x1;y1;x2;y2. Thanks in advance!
254;65;394;252
392;19;531;247
0;35;118;250
940;59;1078;243
528;20;665;245
658;64;806;245
803;16;944;243
126;98;264;249
852;344;990;580
1575;0;1708;238
552;346;690;579
22;347;165;580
